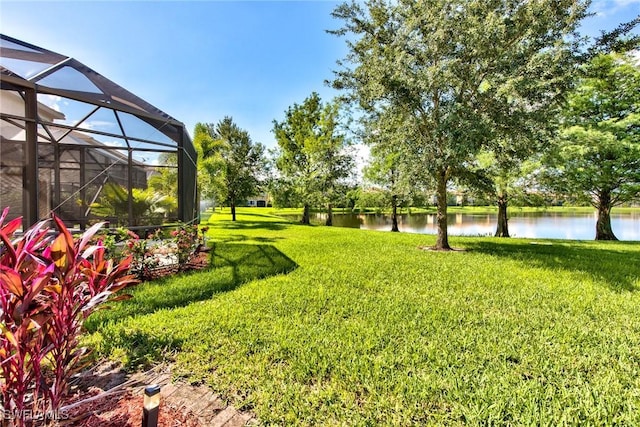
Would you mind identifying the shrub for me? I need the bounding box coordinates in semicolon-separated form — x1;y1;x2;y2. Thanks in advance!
119;224;207;280
123;230;160;281
0;209;137;424
171;224;204;268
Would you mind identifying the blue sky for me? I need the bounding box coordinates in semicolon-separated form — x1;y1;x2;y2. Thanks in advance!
1;0;639;150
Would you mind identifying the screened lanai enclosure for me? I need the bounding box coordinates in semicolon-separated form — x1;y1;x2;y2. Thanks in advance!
0;34;198;231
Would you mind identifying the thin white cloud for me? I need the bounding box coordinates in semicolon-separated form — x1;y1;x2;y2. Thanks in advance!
54;119;116;130
352;143;370;181
81;120;116;130
39;94;62;112
592;0;640;16
613;0;640;6
101;139;126;148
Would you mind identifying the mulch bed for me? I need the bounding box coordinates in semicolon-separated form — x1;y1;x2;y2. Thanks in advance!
59;390;201;427
52;250;213;426
145;250;211;280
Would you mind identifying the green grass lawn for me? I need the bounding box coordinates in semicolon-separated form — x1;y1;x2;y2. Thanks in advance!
86;208;640;425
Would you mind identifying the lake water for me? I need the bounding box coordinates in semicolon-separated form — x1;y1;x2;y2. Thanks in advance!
282;211;640;241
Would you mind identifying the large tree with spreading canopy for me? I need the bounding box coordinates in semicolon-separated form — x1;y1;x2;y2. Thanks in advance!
330;0;588;249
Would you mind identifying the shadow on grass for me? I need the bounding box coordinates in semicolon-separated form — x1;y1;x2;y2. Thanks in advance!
209;210;295;223
94;329;185;370
206;216;296;242
207;216;294;235
86;243;297;331
466;239;640;292
235;211;288;219
221;221;289;231
214;234;286;243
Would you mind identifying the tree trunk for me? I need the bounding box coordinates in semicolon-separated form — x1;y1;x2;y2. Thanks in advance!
495;192;510;238
231;201;236;221
302;204;310;225
435;170;451;250
391;194;399;232
595;192;618;240
326;203;333;226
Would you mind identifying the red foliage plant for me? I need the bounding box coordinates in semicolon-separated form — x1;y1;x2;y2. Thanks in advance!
171;225;204;268
0;209;138;425
123;230;159;281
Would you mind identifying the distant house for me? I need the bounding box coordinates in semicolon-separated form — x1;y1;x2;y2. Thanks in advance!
455;191;475;206
426;191;475;206
247;194;269;208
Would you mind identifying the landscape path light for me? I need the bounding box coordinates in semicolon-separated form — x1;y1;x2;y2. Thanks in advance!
142;384;161;427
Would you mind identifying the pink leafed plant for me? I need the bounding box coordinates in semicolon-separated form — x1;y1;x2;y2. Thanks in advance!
0;208;137;425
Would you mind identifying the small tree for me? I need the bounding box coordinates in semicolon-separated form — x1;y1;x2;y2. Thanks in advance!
200;118;265;221
364;156;403;231
473;149;541;237
362;111;414;232
193;123;227;209
357;188;388;211
273;93;353;225
315;101;354;225
547;53;640;240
